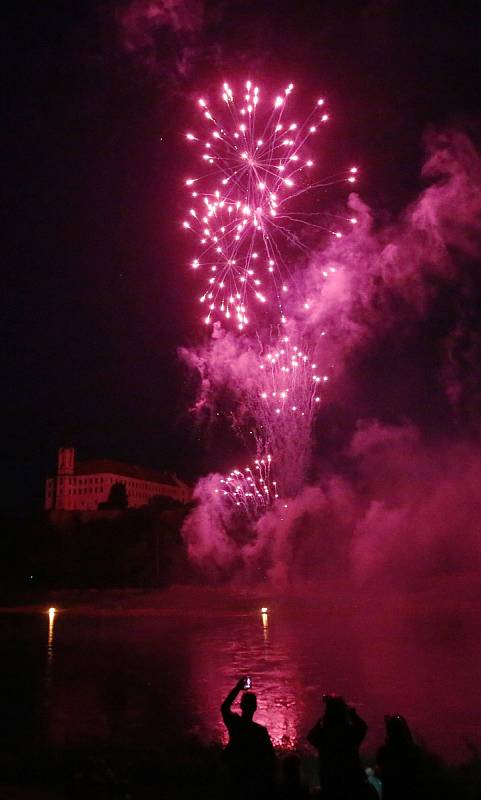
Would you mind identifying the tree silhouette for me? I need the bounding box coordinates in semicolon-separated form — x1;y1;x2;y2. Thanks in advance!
99;481;128;510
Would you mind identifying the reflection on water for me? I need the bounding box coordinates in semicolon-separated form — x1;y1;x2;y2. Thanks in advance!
261;610;269;643
1;582;481;761
47;607;56;667
203;607;303;748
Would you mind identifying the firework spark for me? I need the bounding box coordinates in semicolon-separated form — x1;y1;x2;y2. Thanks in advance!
183;81;358;328
256;336;324;414
215;454;278;518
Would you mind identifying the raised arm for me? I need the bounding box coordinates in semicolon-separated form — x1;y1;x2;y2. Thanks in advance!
221;678;245;725
349;708;368;744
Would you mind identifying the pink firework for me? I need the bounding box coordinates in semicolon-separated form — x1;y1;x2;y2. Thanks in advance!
215;454;278;518
182;81;358;329
257;337;324;414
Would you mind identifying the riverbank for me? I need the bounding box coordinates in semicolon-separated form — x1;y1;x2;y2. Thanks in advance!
0;584;276;617
3;569;481;612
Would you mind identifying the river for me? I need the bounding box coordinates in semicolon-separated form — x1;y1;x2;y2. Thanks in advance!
2;578;481;762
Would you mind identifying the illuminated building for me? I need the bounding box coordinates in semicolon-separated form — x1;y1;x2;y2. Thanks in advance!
45;447;192;511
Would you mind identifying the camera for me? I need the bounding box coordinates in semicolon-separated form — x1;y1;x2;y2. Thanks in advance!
243;677;252;690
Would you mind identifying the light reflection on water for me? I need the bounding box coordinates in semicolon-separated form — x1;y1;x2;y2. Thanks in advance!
198;609;303;748
47;607;56;667
1;583;481;761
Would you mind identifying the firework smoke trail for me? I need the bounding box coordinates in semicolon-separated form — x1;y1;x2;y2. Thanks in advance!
180;326;330;496
182;80;358;329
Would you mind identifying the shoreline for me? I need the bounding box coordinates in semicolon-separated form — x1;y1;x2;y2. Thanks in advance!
0;584;276;616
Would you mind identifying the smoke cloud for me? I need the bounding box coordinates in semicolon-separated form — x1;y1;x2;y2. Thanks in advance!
297;130;481;362
116;0;204;75
182;420;481;588
181;128;481;588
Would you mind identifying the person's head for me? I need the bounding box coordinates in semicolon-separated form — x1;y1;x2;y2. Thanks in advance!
240;691;257;719
322;694;350;726
384;714;413;746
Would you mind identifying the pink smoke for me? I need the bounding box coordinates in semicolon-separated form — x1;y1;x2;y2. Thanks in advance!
348;420;481;584
181;128;481;587
297;129;481;361
116;0;203;73
183;420;481;588
181;473;238;575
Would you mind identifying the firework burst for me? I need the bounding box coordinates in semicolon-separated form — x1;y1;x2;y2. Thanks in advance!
215;454;278;519
183;80;358;329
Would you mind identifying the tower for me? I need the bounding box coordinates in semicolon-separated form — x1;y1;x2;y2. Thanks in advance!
58;446;75;475
56;446;75;509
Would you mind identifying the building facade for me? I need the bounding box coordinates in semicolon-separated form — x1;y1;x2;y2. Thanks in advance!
45;447;192;511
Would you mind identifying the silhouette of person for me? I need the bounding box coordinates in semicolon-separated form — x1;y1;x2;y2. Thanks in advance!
376;714;427;800
221;677;276;798
307;694;370;799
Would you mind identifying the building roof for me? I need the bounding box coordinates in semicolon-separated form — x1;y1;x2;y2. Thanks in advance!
75;459;188;488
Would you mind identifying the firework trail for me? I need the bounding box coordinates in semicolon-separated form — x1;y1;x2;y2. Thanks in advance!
182;80;358;329
180;327;329;495
235;335;327;495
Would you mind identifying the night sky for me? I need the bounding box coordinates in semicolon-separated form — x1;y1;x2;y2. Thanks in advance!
4;0;481;513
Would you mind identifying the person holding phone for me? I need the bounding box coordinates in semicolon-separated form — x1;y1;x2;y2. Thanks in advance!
221;676;276;798
307;694;370;799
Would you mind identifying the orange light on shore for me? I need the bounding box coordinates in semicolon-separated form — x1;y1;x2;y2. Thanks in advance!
261;607;268;613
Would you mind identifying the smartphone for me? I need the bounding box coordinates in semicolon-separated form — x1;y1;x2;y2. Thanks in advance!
243;677;252;690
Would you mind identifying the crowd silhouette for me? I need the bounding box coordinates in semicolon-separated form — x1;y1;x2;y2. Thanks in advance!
220;678;447;799
0;673;477;797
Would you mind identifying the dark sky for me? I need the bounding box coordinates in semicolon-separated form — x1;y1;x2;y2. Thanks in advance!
4;0;481;513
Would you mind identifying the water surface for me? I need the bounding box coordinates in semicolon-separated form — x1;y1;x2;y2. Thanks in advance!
2;579;481;762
